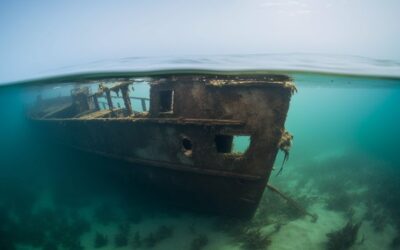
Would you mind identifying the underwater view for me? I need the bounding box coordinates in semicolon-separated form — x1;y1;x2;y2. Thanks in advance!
0;54;400;250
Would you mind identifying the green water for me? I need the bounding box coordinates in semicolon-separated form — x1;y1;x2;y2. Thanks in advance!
0;70;400;250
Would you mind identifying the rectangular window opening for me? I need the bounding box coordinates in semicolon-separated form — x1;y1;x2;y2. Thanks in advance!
215;134;251;154
215;135;233;153
159;90;174;113
232;135;251;154
111;91;126;109
130;82;150;113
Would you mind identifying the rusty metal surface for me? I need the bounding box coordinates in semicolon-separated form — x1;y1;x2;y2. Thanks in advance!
29;74;294;217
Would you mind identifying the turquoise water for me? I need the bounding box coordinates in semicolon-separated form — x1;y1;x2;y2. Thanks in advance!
1;55;400;250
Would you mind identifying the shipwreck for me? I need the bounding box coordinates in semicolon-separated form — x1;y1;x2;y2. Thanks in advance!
29;74;296;217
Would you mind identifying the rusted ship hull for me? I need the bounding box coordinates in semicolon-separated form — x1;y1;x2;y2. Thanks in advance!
29;74;295;217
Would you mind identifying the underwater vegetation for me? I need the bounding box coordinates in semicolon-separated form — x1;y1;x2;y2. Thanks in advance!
390;234;400;249
211;189;311;250
237;227;271;250
190;234;209;250
126;227;174;249
287;152;400;235
214;218;272;250
94;232;108;248
0;172;94;250
114;223;130;247
326;220;362;250
142;225;174;248
131;231;142;248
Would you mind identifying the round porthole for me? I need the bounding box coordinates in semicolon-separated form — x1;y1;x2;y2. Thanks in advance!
181;137;193;157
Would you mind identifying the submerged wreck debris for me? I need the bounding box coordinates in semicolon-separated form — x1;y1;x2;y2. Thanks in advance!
190;234;209;250
276;130;293;176
326;220;362;250
94;232;108;248
266;184;318;222
29;74;295;217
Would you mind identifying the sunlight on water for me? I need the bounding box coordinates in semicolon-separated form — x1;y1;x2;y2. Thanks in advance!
1;55;400;250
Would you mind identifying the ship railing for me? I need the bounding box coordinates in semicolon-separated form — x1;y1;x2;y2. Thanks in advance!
97;96;149;112
89;80;150;115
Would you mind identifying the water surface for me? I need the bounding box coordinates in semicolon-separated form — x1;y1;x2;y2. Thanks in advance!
1;54;400;250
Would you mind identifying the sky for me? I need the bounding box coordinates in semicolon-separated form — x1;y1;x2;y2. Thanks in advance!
0;0;399;83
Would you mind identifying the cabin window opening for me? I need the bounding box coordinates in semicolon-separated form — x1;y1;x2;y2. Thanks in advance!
97;94;109;110
232;135;251;154
181;137;193;157
113;90;126;109
159;90;174;112
129;82;150;113
215;134;251;154
215;135;233;153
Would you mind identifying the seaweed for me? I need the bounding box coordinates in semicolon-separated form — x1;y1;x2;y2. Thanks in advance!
114;224;130;248
325;192;353;213
326;221;362;250
49;215;71;244
60;233;84;250
114;232;128;247
94;232;108;248
143;225;174;248
12;216;47;248
132;231;142;248
143;233;157;248
154;225;174;240
70;215;91;236
237;227;271;250
390;234;400;249
214;217;272;250
47;214;87;250
215;217;271;250
364;204;388;232
190;234;209;250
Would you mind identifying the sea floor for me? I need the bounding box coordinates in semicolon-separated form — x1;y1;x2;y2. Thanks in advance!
1;146;399;250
